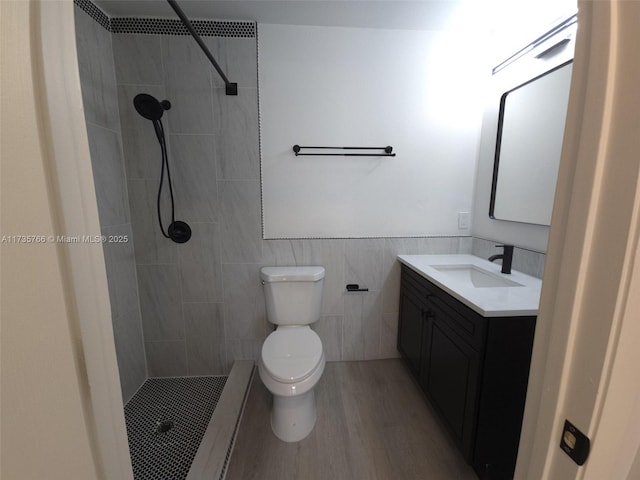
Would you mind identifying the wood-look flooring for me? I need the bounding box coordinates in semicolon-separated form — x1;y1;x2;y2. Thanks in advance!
225;359;478;480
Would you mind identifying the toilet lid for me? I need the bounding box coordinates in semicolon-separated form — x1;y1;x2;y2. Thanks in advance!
262;328;323;384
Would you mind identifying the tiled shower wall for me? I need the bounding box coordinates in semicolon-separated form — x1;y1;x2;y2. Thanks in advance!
78;1;547;381
113;26;260;376
74;6;146;403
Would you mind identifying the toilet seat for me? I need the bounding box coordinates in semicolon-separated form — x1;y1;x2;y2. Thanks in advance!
261;327;322;383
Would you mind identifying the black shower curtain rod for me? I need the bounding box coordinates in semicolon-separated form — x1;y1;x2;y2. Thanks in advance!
166;0;238;96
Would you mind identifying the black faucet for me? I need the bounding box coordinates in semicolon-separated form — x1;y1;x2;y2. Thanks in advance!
488;244;514;274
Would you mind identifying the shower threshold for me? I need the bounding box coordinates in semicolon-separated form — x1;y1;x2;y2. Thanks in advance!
124;361;254;480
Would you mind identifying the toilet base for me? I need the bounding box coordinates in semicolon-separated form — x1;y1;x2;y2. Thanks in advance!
271;390;316;442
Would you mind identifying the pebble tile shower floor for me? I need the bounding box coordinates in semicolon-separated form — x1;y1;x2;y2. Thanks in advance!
124;376;227;480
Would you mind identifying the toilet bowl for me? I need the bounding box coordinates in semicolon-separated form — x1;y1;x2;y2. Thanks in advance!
259;266;325;442
259;326;325;442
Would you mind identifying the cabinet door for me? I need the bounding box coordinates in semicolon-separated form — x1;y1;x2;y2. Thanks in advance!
425;315;481;460
398;290;424;376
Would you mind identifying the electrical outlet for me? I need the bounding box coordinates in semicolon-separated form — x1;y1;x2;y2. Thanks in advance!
458;212;470;230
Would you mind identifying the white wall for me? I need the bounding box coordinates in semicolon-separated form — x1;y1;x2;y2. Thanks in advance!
259;23;488;238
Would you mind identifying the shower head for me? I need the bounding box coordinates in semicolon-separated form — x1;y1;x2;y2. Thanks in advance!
133;93;171;121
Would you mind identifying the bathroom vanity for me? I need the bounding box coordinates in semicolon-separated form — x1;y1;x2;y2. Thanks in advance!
396;255;541;480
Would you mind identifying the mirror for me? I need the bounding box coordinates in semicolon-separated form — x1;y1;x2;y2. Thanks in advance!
490;60;573;226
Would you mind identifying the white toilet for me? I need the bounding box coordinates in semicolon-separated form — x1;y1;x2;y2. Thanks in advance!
258;266;326;442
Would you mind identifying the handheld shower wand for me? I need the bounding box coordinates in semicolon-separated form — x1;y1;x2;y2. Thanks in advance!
133;93;191;244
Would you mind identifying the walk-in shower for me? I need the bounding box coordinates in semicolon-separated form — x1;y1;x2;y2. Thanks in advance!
133;93;191;244
73;0;258;477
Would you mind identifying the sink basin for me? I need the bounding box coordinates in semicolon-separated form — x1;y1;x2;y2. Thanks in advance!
432;264;523;288
397;255;541;316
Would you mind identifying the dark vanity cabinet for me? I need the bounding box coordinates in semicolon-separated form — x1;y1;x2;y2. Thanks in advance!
397;264;536;479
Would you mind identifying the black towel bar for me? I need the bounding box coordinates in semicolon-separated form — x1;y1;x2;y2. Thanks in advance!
293;145;395;157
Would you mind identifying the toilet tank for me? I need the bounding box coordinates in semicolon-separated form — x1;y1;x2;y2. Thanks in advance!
260;266;325;325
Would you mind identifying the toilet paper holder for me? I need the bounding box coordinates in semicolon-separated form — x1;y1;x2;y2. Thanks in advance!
346;284;369;292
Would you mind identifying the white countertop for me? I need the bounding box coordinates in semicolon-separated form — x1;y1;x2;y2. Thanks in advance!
397;254;542;317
